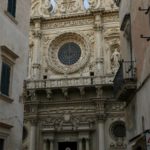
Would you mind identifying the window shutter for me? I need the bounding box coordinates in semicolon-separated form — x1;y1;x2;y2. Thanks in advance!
7;0;13;15
7;0;16;17
12;0;16;17
0;62;11;96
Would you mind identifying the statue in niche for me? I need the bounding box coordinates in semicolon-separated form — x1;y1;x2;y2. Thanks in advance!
111;48;121;73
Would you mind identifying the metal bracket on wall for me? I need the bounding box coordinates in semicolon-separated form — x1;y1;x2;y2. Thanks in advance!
140;35;150;41
139;6;150;14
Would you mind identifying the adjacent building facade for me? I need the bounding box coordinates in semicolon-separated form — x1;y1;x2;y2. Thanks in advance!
0;0;30;149
114;0;150;149
23;0;127;150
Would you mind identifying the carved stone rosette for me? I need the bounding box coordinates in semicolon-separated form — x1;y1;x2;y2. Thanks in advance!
47;32;91;74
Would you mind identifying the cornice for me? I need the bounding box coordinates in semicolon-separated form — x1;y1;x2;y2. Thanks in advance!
0;122;13;129
30;9;119;23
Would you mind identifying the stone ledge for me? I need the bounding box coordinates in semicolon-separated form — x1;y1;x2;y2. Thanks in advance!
0;93;14;103
4;11;18;25
0;122;13;129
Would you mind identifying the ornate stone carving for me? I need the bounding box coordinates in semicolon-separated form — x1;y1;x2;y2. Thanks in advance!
96;86;103;97
28;32;34;79
101;0;117;10
55;0;83;16
62;88;68;99
110;140;127;150
31;0;53;17
40;0;53;16
46;89;52;100
40;113;97;131
111;47;121;73
26;0;126;149
27;89;36;101
33;30;42;39
47;32;91;74
79;87;85;97
42;19;94;29
89;0;101;10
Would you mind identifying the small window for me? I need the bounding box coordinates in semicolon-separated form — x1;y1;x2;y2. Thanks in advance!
7;0;16;17
0;138;4;150
0;62;11;96
0;45;18;99
110;121;126;139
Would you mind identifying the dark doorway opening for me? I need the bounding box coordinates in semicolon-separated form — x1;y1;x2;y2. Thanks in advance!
58;142;77;150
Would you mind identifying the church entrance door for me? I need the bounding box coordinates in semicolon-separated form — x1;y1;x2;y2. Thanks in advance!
58;142;77;150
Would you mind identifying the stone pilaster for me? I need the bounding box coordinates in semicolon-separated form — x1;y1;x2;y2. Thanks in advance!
43;139;47;150
50;140;54;150
86;139;90;150
78;139;82;150
97;120;105;150
29;120;37;150
32;20;42;79
94;14;104;76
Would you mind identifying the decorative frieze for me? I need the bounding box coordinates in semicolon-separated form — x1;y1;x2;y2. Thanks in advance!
42;19;94;29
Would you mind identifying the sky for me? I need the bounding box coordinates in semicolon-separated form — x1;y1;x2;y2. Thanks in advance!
84;0;89;9
51;0;89;9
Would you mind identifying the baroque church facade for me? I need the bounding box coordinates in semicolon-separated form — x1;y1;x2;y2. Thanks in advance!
23;0;127;150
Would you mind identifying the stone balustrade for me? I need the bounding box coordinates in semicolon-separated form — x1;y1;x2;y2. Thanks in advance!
25;75;113;90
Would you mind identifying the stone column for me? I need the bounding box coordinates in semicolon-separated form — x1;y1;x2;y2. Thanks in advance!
86;139;89;150
97;120;105;150
32;21;42;79
29;122;36;150
94;14;104;76
78;139;82;150
50;140;54;150
43;139;47;150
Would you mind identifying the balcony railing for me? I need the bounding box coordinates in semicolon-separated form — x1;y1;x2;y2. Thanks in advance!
25;75;113;90
113;60;137;101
